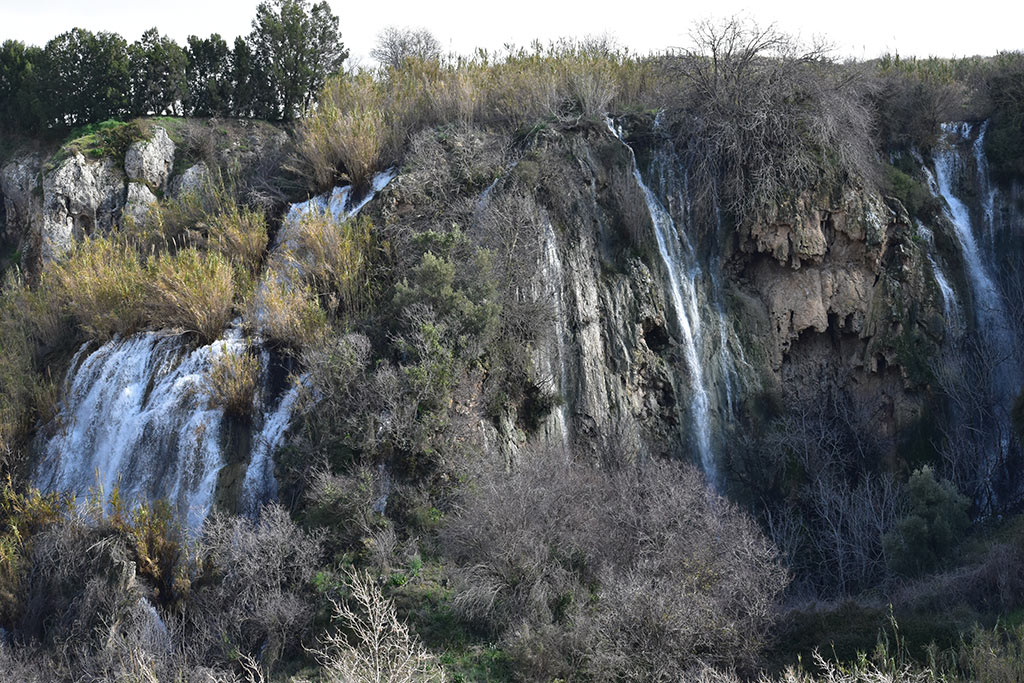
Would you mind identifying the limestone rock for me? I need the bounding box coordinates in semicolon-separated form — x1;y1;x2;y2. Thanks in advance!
123;182;158;224
41;153;126;261
125;127;175;191
0;153;44;262
170;161;210;197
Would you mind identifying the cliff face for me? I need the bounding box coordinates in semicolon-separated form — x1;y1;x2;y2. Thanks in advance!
10;116;1020;512
367;120;954;475
0;120;287;273
730;184;944;440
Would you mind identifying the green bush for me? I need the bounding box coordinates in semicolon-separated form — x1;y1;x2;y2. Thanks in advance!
883;467;970;577
884;163;942;220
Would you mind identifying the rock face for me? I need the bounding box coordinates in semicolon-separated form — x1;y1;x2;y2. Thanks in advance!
372;120;952;470
125;127;175;191
0;124;266;271
170;161;210;197
730;185;943;441
41;153;127;261
0;153;43;263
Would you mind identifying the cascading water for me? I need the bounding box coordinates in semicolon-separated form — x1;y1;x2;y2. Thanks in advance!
35;329;249;528
917;222;962;332
606;117;717;482
931;123;1019;404
924;122;1022;510
35;172;396;526
971;122;998;254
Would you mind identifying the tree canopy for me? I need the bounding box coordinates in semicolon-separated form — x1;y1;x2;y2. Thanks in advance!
0;0;346;135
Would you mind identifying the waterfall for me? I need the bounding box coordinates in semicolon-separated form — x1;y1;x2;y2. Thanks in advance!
917;222;962;332
35;329;246;528
606;118;717;482
925;122;1022;510
238;377;304;514
971;121;998;254
931;124;1019;404
35;171;396;525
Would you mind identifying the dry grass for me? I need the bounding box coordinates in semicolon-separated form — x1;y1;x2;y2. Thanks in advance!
204;204;268;274
247;273;327;349
146;248;236;343
275;212;375;319
51;236;148;340
0;272;65;460
204;344;260;418
292;40;664;192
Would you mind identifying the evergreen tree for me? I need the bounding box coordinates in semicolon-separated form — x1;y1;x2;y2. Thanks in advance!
129;28;189;116
186;34;232;116
248;0;346;120
0;40;47;133
43;29;132;127
230;36;255;118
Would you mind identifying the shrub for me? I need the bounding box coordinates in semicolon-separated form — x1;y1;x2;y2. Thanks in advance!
303;467;388;558
146;247;236;343
883;467;970;577
439;458;788;679
185;505;322;672
0;484;72;625
667;18;876;224
103;489;190;606
204;343;259;418
52;235;148;339
868;53;981;153
247;273;327;349
291;71;391;189
311;568;447;682
127;170;266;261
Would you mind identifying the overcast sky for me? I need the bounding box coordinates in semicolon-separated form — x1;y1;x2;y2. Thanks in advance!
2;0;1022;63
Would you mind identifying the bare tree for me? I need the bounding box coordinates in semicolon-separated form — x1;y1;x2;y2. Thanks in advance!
311;568;447;682
667;16;876;226
371;26;442;69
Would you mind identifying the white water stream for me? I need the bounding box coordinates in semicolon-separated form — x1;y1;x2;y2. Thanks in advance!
931;124;1019;405
35;173;395;526
607;117;717;482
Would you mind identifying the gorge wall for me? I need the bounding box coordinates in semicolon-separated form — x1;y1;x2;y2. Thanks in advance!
1;115;1020;519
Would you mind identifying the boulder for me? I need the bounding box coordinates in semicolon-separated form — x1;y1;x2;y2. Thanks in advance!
125;126;175;191
170;161;210;197
41;153;126;261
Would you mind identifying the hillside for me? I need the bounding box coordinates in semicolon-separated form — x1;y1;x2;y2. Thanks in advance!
1;19;1024;683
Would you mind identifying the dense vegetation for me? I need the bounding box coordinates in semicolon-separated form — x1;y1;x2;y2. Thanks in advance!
0;0;345;134
1;17;1024;682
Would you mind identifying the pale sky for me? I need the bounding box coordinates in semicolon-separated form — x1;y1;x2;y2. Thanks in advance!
1;0;1021;63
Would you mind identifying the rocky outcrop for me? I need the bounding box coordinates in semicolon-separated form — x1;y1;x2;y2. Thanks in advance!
40;153;127;261
0;122;290;273
0;153;43;262
125;127;175;191
728;180;946;439
170;161;210;197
